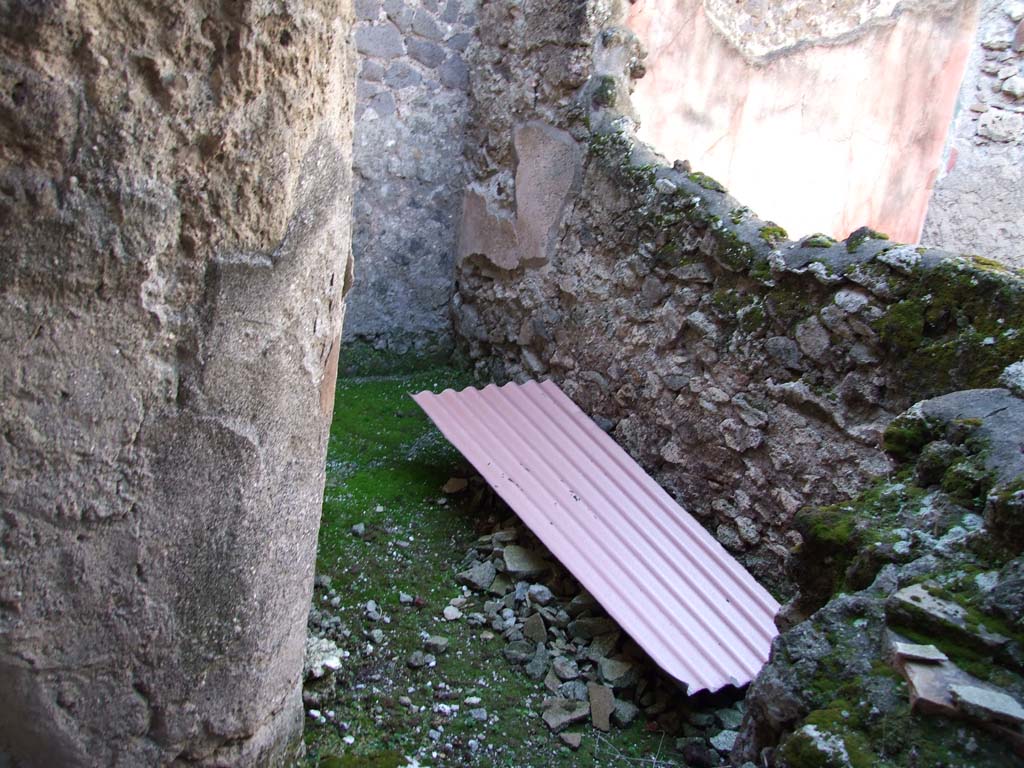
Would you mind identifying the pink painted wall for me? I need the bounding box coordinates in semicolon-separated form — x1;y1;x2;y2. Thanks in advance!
626;1;976;243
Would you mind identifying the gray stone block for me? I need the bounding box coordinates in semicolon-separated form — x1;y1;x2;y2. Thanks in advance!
412;8;445;40
407;37;446;68
440;53;469;89
356;23;405;58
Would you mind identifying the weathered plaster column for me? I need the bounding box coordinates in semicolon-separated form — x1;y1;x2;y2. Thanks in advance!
0;1;354;765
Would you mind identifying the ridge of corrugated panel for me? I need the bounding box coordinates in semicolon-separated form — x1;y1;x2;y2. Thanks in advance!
411;379;780;693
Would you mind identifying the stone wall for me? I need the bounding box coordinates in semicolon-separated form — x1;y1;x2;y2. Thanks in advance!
0;1;354;765
343;0;476;351
453;0;1024;591
922;0;1024;269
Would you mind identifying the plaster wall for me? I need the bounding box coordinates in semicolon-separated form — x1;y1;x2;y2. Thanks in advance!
625;0;975;244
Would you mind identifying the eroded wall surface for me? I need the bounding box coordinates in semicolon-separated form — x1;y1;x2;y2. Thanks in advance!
922;0;1024;269
0;1;354;765
625;0;975;244
343;0;475;351
453;0;1024;590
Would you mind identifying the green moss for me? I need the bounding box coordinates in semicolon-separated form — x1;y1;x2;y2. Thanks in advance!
759;224;789;247
873;260;1024;398
687;171;725;193
845;227;890;253
802;233;837;248
317;751;405;768
987;478;1024;553
881;413;937;461
940;458;995;507
592;75;617;108
730;206;751;225
970;255;1024;277
739;302;767;333
715;229;758;272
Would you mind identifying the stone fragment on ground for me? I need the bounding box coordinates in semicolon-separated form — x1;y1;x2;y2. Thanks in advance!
613;698;640;727
525;644;551;680
528;583;554;605
588;682;615;731
303;636;344;679
569;616;617;640
442;605;462;621
599;656;638;688
559;732;583;749
502;545;549;577
552;655;580;680
457;559;496;591
442;477;468;493
709;729;739;752
424;635;449;654
542;697;590;732
523;612;546;644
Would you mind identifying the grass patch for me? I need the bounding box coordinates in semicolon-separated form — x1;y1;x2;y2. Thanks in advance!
306;349;688;766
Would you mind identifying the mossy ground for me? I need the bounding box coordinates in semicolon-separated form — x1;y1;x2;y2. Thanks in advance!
304;347;684;767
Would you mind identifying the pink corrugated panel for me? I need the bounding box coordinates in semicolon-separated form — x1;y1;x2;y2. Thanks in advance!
411;379;780;693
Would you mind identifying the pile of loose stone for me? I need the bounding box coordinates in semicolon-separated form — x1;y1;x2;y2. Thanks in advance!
442;502;751;765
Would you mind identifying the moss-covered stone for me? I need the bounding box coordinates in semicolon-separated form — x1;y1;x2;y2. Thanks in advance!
844;226;889;253
881;413;937;461
986;479;1024;553
591;75;617;108
915;440;966;486
940;458;994;507
687;171;725;193
873;259;1024;401
802;233;837;248
759;224;788;247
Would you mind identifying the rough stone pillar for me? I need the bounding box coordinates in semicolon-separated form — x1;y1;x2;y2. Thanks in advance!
0;1;354;765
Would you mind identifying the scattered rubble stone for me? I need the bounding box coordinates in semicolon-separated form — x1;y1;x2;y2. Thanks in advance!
523;613;547;644
502;545;550;577
442;477;469;493
559;731;583;749
457;560;496;591
527;583;554;605
542;698;590;732
442;605;463;621
303;636;344;679
424;635;449;654
599;656;639;688
612;698;640;727
588;683;615;731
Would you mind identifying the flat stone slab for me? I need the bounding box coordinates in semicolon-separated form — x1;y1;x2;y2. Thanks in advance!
892;641;949;663
541;697;590;733
951;684;1024;726
899;659;975;717
502;545;550;577
888;583;1010;652
588;683;614;732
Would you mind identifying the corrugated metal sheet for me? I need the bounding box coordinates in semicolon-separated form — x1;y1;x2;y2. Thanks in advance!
412;379;780;693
